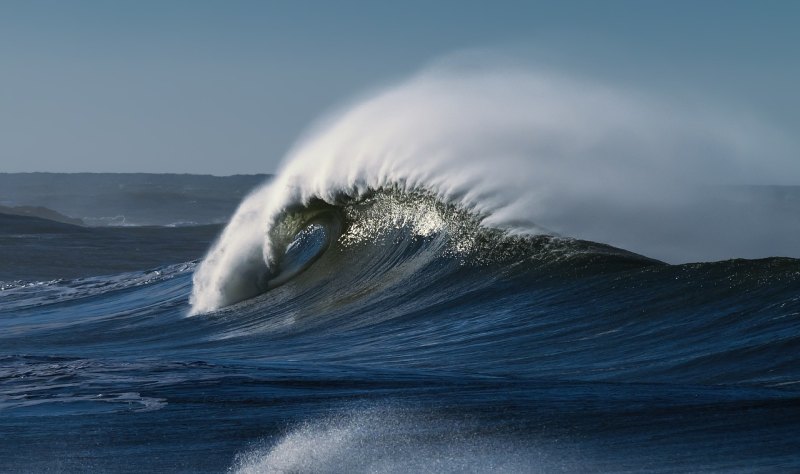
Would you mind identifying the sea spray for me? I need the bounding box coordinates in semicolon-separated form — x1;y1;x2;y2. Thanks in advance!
190;64;794;314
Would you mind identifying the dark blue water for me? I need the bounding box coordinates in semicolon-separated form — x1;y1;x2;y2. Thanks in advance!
1;193;799;472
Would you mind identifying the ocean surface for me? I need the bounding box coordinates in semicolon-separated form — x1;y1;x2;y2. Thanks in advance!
3;69;800;472
1;188;799;473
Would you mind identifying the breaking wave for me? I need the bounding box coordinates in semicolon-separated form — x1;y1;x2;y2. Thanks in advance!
190;63;795;314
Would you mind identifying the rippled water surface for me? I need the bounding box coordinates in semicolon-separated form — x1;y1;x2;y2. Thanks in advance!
2;191;799;472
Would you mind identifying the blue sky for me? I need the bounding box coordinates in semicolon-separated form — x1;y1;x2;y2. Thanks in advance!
1;0;798;175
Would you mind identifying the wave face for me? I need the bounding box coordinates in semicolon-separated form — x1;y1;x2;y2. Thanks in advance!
193;186;659;317
190;65;798;314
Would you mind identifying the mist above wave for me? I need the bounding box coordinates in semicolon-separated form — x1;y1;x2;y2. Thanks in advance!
190;61;797;314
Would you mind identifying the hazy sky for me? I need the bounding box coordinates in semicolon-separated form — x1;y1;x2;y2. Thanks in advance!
1;0;798;175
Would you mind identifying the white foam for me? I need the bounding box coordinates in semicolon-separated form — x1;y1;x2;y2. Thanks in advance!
230;406;570;473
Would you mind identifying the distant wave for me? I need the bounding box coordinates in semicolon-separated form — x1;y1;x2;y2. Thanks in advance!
191;63;795;314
